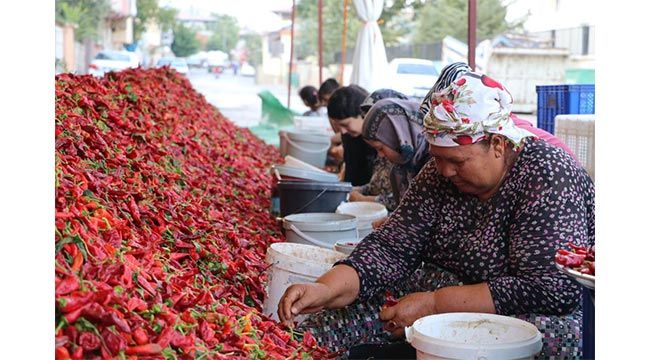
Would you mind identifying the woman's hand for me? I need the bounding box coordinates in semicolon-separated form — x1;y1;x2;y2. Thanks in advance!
329;144;344;160
371;216;388;229
278;283;334;327
349;190;378;203
379;291;437;338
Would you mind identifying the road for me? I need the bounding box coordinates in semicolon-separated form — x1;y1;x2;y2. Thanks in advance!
186;68;308;128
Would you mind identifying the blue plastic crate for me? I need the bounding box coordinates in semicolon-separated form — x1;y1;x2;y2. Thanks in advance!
536;84;595;134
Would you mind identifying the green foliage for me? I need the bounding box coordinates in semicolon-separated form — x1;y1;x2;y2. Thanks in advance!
414;0;520;44
206;15;240;53
134;0;179;41
242;33;263;66
134;0;158;41
379;0;426;45
158;7;178;33
55;0;111;41
294;0;430;63
295;0;362;65
171;23;200;57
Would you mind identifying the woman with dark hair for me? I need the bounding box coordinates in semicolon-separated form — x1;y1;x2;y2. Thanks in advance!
348;89;415;211
318;78;340;106
327;85;376;186
299;85;326;116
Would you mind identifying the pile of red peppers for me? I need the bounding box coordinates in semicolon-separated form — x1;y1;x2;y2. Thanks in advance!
55;68;328;359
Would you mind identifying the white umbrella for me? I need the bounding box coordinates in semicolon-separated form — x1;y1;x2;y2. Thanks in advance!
349;0;389;92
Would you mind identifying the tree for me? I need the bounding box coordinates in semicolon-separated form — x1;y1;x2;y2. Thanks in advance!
379;0;427;45
134;0;178;41
242;33;263;66
206;15;240;53
413;0;521;44
157;7;178;33
171;23;200;57
55;0;111;41
295;0;362;65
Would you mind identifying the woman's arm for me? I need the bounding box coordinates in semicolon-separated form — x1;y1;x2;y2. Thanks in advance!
379;283;496;338
278;264;360;325
339;161;441;301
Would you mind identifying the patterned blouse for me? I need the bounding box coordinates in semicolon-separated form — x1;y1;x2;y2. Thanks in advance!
357;157;398;211
339;138;594;315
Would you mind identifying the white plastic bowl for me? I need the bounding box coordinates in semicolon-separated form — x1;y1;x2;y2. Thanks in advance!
405;313;542;360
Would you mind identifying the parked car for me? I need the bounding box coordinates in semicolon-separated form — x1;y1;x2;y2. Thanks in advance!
240;62;256;77
387;58;439;100
88;50;140;77
156;58;190;75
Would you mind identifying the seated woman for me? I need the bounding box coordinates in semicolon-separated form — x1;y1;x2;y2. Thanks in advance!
279;72;594;358
299;85;327;117
350;97;429;215
327;85;377;186
348;89;413;211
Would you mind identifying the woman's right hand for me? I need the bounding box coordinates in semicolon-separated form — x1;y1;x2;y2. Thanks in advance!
278;282;334;327
372;216;388;229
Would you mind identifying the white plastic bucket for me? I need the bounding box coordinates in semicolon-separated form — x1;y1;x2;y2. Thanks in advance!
284;155;332;174
281;131;331;168
335;202;388;239
283;213;358;249
262;242;347;321
272;164;339;183
405;313;542;360
333;239;361;255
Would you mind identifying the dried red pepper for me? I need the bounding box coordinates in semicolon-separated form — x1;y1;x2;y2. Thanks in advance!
55;69;328;359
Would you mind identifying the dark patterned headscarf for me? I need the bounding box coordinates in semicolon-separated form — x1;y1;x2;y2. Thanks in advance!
362;98;430;203
418;62;471;118
360;89;409;117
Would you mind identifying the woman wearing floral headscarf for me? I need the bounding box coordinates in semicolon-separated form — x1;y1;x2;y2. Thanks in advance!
279;72;594;358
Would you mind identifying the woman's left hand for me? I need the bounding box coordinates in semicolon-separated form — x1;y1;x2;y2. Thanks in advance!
349;191;377;203
379;291;437;339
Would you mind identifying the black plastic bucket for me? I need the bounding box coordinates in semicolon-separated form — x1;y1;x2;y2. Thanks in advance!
278;180;352;217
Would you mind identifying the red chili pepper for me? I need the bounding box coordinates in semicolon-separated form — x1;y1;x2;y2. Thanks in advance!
101;328;127;356
55;346;70;360
383;290;399;307
125;343;163;355
71;346;83;360
133;328;149;345
56;276;80;296
78;332;101;351
71;252;84;273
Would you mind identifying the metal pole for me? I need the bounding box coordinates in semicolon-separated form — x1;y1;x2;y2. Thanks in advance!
468;0;477;70
340;0;349;84
288;0;296;108
318;0;323;85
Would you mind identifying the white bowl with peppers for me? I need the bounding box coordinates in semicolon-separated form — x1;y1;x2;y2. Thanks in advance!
554;243;595;290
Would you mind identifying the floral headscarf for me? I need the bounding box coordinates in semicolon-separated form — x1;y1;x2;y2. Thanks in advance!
360;89;409;117
423;72;535;149
419;62;471;118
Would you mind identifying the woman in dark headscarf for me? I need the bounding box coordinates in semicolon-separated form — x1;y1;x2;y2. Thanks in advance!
348;89;411;210
361;97;430;207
